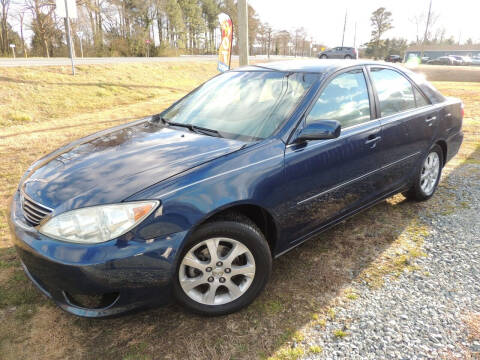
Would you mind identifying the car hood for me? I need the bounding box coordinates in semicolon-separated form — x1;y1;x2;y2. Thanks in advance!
21;119;246;211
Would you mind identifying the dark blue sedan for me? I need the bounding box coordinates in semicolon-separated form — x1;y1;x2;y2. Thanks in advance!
9;60;464;317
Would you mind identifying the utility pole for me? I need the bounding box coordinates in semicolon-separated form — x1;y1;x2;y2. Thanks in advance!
64;0;75;75
353;22;357;48
420;0;433;59
267;27;272;59
237;0;249;66
341;9;347;47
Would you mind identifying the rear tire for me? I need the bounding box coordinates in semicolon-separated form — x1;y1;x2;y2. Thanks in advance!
404;145;443;201
344;55;352;59
173;216;272;316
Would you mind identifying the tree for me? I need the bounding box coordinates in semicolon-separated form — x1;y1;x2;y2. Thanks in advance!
2;0;317;58
274;30;290;56
201;0;219;52
0;0;11;55
15;7;26;57
26;0;57;57
369;7;393;59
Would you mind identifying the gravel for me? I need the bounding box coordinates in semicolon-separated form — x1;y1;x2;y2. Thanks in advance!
302;163;480;359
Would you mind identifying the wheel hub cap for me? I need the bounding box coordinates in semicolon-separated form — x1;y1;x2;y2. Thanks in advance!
179;237;256;306
420;152;440;195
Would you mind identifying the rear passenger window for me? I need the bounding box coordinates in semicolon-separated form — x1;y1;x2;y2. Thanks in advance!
306;70;371;128
413;87;430;107
370;68;416;117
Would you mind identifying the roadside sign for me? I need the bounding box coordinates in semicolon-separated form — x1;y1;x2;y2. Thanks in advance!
217;13;233;72
10;44;15;59
55;0;78;19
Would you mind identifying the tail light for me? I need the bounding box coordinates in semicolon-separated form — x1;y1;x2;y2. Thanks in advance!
461;103;464;118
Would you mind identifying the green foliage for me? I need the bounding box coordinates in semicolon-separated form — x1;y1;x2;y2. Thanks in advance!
333;329;348;338
368;7;394;59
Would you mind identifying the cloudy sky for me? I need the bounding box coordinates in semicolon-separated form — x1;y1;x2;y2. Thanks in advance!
249;0;479;47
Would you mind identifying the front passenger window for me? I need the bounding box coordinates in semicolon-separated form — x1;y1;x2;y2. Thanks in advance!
306;70;371;128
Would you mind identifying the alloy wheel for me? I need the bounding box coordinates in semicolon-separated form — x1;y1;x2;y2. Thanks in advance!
178;237;256;306
420;152;440;195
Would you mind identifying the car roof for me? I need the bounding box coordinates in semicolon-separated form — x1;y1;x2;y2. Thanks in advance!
248;59;387;74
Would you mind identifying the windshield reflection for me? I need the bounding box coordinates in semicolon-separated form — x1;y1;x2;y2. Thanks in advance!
163;71;317;141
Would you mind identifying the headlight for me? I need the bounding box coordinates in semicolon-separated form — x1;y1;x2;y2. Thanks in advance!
39;201;159;244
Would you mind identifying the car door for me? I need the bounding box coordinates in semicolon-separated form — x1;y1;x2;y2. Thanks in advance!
282;67;383;242
367;66;438;194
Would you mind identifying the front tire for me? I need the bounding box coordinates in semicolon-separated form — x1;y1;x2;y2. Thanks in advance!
173;216;272;316
320;54;328;59
404;145;443;201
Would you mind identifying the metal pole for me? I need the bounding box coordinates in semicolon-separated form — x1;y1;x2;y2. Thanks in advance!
64;0;75;75
420;0;432;59
237;0;249;66
353;22;357;48
341;9;347;47
11;47;15;59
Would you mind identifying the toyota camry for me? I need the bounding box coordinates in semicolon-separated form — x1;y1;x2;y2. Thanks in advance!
9;60;463;317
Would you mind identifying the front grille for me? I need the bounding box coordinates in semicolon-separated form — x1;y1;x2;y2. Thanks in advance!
21;192;53;226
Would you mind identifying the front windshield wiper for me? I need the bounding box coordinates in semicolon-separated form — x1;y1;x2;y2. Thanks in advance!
161;117;223;138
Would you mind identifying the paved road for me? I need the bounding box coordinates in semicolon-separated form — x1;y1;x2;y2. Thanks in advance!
0;55;290;67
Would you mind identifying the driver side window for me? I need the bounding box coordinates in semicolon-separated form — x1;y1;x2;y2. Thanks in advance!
306;70;371;128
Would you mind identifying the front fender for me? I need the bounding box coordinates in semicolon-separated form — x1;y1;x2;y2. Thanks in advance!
127;139;286;242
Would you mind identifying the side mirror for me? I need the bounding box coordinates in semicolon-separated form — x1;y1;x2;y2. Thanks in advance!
295;120;341;142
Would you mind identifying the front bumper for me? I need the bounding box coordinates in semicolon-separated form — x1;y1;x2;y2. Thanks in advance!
8;191;188;317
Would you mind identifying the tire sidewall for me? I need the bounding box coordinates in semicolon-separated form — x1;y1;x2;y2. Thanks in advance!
173;221;272;316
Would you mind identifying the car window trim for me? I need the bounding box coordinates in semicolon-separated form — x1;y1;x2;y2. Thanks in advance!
373;101;446;125
286;65;374;145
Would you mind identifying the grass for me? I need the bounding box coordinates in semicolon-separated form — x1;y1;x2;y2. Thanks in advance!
0;63;218;127
308;345;323;354
333;329;348;338
0;63;479;360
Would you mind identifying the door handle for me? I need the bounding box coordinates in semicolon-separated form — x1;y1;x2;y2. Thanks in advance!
365;135;382;145
425;115;437;127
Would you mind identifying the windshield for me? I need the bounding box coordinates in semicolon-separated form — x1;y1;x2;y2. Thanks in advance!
162;70;317;141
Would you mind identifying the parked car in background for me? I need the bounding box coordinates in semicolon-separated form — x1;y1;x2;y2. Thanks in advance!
9;60;464;317
421;56;430;63
385;54;402;63
451;55;472;65
318;46;358;59
448;55;467;65
427;56;455;65
471;56;480;66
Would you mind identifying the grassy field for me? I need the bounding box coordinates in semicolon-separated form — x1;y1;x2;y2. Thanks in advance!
0;63;479;360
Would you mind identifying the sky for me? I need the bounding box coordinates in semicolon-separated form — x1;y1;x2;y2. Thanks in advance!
248;0;480;47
